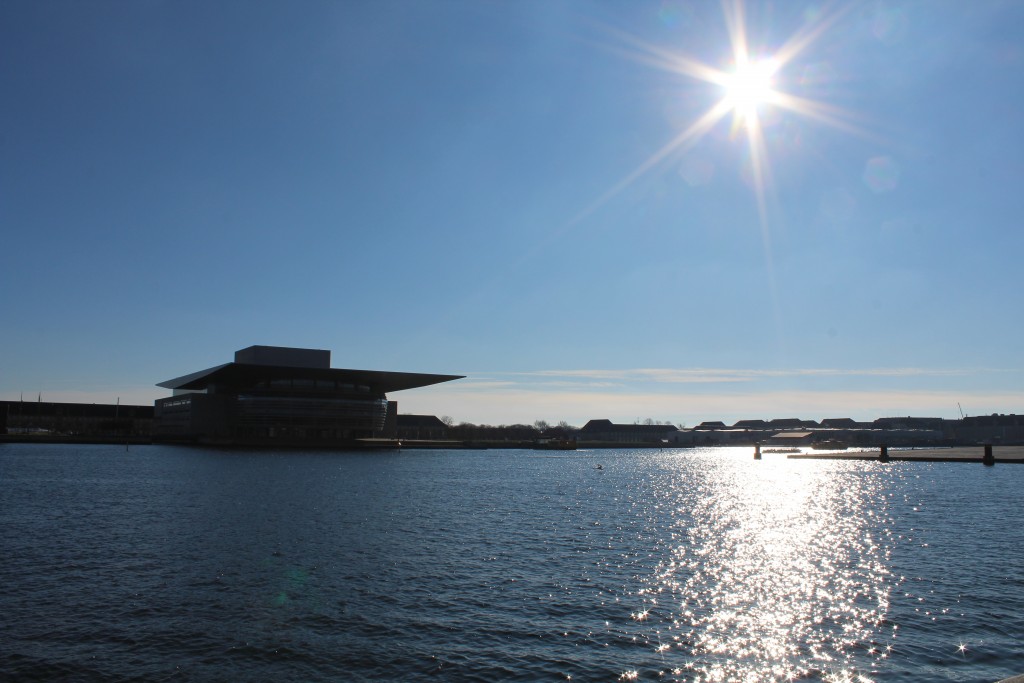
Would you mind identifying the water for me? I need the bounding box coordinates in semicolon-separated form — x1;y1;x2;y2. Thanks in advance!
1;444;1021;682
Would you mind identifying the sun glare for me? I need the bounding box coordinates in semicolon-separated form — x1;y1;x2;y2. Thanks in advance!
571;1;865;233
723;58;777;121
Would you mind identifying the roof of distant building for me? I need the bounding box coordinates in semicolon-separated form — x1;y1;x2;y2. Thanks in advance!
157;346;463;394
821;418;858;427
579;419;676;434
768;418;806;428
397;415;446;427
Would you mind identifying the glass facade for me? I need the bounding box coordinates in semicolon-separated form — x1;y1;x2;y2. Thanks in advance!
233;395;388;437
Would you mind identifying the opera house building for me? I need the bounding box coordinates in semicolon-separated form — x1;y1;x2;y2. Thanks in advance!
153;345;461;447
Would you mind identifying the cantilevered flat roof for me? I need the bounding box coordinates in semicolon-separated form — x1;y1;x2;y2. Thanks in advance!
157;363;463;394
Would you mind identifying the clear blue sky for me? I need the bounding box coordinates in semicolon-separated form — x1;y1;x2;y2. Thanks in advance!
2;0;1022;426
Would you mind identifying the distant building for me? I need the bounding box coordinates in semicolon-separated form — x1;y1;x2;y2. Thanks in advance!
820;418;860;428
153;345;462;447
577;419;677;446
396;415;449;441
1;400;152;438
768;418;814;429
955;414;1024;444
873;416;944;430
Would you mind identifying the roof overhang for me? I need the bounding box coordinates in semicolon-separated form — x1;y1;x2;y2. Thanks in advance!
157;363;463;394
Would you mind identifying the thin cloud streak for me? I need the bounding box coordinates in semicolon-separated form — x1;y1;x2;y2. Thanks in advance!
505;367;989;384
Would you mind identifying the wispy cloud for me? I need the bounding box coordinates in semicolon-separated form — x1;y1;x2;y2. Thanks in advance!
511;367;986;384
397;366;1023;425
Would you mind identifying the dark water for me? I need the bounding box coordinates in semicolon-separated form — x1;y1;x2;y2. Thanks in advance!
1;444;1022;682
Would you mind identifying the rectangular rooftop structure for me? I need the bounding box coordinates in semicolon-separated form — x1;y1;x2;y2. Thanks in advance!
234;345;330;369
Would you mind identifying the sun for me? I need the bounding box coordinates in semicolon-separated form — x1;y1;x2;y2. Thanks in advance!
722;58;778;123
569;1;864;229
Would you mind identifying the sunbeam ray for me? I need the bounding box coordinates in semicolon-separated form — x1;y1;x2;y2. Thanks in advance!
569;0;869;241
568;98;734;226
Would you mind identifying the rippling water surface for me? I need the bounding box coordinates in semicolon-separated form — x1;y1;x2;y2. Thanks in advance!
2;444;1022;682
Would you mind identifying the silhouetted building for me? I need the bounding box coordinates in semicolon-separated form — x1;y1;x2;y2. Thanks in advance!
396;415;449;440
153;346;461;447
768;418;812;429
820;418;860;428
873;416;944;430
1;400;152;437
955;414;1024;444
577;419;676;446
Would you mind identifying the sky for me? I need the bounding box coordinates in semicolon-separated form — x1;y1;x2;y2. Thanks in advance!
2;0;1022;427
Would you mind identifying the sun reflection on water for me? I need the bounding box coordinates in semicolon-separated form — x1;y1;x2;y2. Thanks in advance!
630;451;897;682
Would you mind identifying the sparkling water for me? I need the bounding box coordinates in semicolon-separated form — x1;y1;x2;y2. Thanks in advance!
2;444;1021;681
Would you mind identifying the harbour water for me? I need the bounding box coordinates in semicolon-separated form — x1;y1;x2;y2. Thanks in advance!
2;444;1022;682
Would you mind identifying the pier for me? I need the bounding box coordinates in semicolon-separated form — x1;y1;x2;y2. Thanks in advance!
786;445;1024;464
